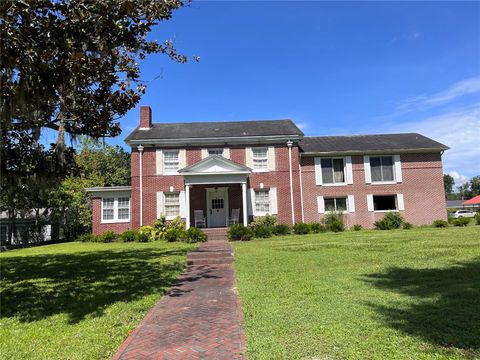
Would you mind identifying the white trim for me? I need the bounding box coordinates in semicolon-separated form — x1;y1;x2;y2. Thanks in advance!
394;155;402;183
156;149;163;175
268;146;276;171
224;148;230;159
345;156;353;184
245;147;253;168
270;187;278;215
242;182;248;226
314;157;323;185
348;195;355;213
364;156;371;184
201;148;209;159
397;193;405;211
127;134;303;146
247;188;254;216
157;191;164;218
179;191;186;218
317;196;325;214
367;194;374;212
101;196;131;224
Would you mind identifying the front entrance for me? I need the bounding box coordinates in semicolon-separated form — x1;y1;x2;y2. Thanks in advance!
206;187;228;227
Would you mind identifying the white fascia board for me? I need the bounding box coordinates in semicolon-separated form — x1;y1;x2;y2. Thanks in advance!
300;148;447;156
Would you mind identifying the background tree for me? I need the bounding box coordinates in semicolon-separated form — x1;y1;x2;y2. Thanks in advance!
443;174;455;198
458;176;480;199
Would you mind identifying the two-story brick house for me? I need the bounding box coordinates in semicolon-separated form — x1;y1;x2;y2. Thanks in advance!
87;106;449;234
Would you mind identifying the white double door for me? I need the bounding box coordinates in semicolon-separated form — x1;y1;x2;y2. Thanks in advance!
206;187;228;227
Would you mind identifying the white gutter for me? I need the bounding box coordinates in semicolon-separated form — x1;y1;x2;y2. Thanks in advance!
300;147;449;156
287;140;295;224
137;144;144;227
299;161;305;223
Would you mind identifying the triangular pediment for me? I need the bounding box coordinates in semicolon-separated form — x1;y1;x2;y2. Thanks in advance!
179;155;251;175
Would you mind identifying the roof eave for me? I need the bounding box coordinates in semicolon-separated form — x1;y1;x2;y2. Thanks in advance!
125;134;303;147
300;147;449;156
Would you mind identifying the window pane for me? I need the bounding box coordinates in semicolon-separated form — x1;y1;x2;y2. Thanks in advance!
333;159;345;183
336;197;347;211
253;148;268;170
370;157;382;182
164;151;179;172
118;209;129;219
324;198;335;211
255;190;270;213
103;198;114;220
321;159;333;183
208;149;223;156
381;156;394;181
373;195;397;211
165;193;180;217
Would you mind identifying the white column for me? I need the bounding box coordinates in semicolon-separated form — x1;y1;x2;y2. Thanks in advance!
241;182;248;226
185;184;190;229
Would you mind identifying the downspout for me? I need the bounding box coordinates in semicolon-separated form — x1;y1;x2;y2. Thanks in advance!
299;160;305;223
287;140;295;224
137;145;144;227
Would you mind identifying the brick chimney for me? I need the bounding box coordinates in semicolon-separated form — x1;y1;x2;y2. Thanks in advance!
139;106;152;129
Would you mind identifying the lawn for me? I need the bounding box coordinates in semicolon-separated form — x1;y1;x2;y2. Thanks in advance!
233;226;480;360
0;241;196;360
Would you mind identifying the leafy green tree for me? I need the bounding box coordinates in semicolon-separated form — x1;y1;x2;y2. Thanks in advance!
469;176;480;196
443;174;455;197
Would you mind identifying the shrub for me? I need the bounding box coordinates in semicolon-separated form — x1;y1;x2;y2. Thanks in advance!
273;224;291;235
452;217;471;227
138;226;156;242
252;224;273;238
292;222;310;235
163;228;186;242
309;222;325;233
228;224;253;241
432;219;449;228
476;213;480;225
374;212;404;230
153;215;185;241
323;212;345;232
403;222;413;230
98;231;118;243
352;224;362;231
120;230;138;242
76;233;95;242
184;227;208;243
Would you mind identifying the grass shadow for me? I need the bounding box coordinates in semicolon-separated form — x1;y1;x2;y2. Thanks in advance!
364;258;480;356
1;247;191;324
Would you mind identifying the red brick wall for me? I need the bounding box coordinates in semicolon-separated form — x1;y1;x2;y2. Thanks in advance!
91;197;131;235
300;153;447;228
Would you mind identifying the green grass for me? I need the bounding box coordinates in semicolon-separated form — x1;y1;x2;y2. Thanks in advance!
0;241;196;360
233;226;480;360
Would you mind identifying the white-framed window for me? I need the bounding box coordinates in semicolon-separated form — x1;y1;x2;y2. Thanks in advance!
364;155;402;184
254;189;270;213
321;158;345;184
102;197;130;223
324;197;348;212
370;156;394;182
315;156;353;186
252;147;268;170
208;148;224;157
318;195;355;214
164;192;180;217
102;198;115;220
367;194;404;212
163;150;180;173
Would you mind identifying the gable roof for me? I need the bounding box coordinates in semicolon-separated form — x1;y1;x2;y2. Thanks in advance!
179;155;251;175
125;119;303;145
299;133;449;155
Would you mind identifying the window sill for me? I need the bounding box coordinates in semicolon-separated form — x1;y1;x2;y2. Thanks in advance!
166;215;182;221
252;169;270;173
370;181;398;185
319;182;349;187
372;210;402;213
161;172;180;176
324;210;351;214
253;211;272;217
101;219;130;224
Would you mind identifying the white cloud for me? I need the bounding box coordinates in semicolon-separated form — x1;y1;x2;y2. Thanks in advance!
389;106;480;178
398;75;480;112
448;171;470;187
296;122;310;132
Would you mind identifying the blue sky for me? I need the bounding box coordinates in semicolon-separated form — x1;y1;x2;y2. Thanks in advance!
45;1;480;186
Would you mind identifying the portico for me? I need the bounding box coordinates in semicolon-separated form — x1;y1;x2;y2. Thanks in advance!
179;156;251;228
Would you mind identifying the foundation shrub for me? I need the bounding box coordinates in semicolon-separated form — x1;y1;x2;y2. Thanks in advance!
228;224;253;241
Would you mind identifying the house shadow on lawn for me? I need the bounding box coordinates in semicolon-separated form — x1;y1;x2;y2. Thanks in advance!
364;258;480;356
0;247;192;324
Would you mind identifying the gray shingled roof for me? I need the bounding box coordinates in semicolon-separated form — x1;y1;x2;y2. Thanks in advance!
299;133;449;154
125;119;303;141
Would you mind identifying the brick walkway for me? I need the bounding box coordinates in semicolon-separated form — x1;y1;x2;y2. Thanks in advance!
112;239;247;360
